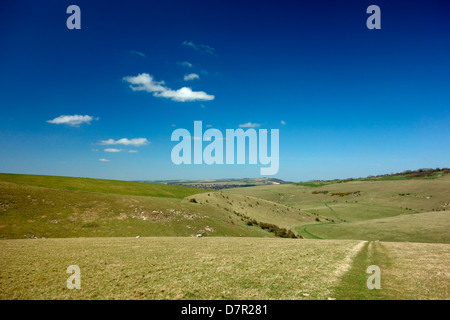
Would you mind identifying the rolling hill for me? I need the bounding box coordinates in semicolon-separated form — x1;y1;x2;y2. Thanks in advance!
224;172;450;242
0;172;449;300
0;173;308;239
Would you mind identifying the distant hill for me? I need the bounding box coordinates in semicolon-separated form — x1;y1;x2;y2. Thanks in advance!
295;168;450;187
145;177;290;190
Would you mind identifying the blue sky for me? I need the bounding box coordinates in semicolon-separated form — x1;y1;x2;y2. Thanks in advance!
1;0;449;181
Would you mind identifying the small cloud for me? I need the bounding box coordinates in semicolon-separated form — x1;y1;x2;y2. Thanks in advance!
239;122;261;128
100;138;150;147
178;61;193;68
99;158;110;162
171;124;177;127
182;41;215;55
123;73;214;102
47;115;97;126
128;150;138;153
184;73;200;81
281;120;286;125
104;148;122;153
130;50;146;57
206;124;213;127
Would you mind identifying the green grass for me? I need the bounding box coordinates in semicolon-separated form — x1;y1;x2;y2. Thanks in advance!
0;173;205;198
301;211;450;243
225;174;450;242
1;237;447;300
0;180;273;239
0;237;362;300
1;172;449;300
334;241;450;299
188;192;318;234
293;181;335;187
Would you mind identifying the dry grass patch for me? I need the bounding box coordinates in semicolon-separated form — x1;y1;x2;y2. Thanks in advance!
0;237;362;300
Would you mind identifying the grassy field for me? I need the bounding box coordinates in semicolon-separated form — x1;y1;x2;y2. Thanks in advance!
225;174;450;241
0;180;276;239
2;172;448;242
0;172;449;300
0;237;447;300
300;211;450;243
0;173;205;198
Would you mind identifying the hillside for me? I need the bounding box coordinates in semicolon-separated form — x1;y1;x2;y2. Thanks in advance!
1;172;449;243
0;172;449;300
224;173;450;242
0;174;278;239
0;173;205;198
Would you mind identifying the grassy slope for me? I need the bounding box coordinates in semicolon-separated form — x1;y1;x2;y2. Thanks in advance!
187;192;318;232
0;173;204;198
224;174;450;241
1;237;447;300
303;211;450;243
0;175;274;239
1;173;449;299
0;237;362;299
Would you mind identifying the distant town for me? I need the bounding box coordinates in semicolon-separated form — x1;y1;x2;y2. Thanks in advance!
144;178;289;190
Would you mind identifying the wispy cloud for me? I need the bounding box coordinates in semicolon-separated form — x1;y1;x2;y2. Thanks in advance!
281;120;286;125
104;148;138;153
184;73;199;81
239;122;261;128
178;61;193;68
104;148;122;152
182;41;215;54
100;138;150;147
123;73;214;102
47;115;97;126
99;158;110;162
130;50;146;57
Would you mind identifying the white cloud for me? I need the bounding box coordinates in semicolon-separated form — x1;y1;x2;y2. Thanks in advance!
123;73;214;102
178;61;193;68
155;87;214;102
100;138;150;147
184;73;199;81
47;115;97;126
99;158;110;162
104;148;138;153
239;122;261;128
182;41;215;54
281;120;286;125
